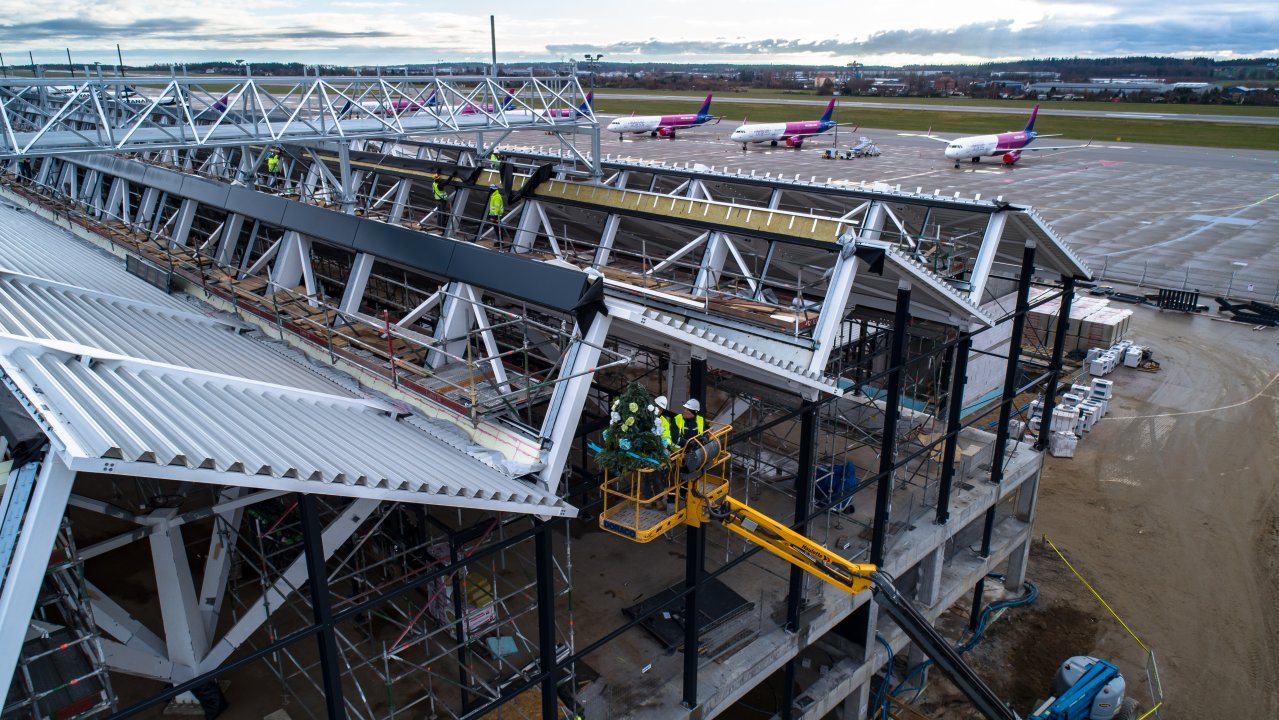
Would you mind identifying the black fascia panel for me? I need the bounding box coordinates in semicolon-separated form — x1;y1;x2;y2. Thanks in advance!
178;175;231;207
349;221;454;275
225;186;289;226
282;202;361;247
447;242;589;313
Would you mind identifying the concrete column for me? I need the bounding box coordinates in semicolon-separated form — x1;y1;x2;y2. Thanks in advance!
916;547;944;608
1005;473;1041;591
839;681;870;720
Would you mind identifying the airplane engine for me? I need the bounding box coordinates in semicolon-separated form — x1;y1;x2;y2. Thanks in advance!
1001;151;1021;165
785;136;805;148
658;126;675;137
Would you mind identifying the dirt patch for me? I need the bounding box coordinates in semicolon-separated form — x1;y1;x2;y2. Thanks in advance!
911;309;1279;718
916;592;1102;718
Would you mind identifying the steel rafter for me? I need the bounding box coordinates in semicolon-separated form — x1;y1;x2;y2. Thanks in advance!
0;75;596;161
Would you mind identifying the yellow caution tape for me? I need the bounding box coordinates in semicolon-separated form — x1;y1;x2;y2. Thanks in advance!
1043;535;1163;719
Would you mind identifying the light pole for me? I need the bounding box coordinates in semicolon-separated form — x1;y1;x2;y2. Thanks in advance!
583;53;603;92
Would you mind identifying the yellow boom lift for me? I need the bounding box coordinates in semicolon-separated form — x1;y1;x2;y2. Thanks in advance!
597;422;1133;720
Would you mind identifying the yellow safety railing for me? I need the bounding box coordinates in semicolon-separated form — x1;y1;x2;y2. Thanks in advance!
598;422;732;542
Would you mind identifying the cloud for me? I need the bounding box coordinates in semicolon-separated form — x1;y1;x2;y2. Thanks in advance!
0;16;401;44
546;17;1279;59
0;17;201;41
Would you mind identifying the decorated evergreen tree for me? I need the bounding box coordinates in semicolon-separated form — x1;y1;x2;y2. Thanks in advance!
596;382;665;474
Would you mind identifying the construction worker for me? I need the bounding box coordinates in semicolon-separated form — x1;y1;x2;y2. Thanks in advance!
430;174;452;232
653;395;674;451
265;149;282;189
648;395;675;503
673;398;707;447
488;150;502;168
478;183;506;246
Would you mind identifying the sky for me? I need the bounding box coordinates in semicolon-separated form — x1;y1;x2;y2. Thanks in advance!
0;0;1276;68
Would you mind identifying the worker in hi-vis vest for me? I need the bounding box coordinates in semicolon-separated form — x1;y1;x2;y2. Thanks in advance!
430;174;452;232
478;183;506;246
672;398;706;447
265;149;282;188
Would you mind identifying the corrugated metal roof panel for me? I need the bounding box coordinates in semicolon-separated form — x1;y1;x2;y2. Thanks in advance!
0;194;572;516
0;337;572;515
0;271;347;395
0;205;189;308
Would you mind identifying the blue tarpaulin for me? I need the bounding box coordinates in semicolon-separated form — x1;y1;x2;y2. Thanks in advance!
815;462;857;512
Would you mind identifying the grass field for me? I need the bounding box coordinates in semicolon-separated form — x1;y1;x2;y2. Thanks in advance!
595;88;1279;117
593;99;1279;151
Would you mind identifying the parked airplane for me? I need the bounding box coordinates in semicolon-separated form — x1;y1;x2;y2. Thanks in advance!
909;105;1091;167
729;98;841;150
536;91;593;119
605;94;715;138
486;92;594;125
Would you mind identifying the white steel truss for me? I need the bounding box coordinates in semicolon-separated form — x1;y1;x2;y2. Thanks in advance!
0;74;596;160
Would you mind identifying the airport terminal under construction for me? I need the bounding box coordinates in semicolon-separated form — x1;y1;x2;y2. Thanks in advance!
5;69;1275;720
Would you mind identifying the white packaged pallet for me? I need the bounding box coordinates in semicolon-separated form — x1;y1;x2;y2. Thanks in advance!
1123;346;1142;368
1085;348;1103;364
1050;407;1079;434
1049;431;1077;458
1078;404;1100;432
1062;392;1083;407
1070;383;1090;398
1008;418;1026;441
1090;378;1114;400
1090;358;1107;376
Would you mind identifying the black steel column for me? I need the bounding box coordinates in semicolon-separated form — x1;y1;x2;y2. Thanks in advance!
988;241;1037;487
297;494;346;720
449;537;474;713
683;355;708;709
969;576;986;632
1034;276;1076;451
535;522;558;720
781;400;818;720
690;355;709;576
935;335;971;525
871;281;912;566
682;521;703;708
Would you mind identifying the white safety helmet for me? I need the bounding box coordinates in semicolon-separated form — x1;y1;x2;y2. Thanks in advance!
489;183;497;189
683;398;701;412
654;395;669;411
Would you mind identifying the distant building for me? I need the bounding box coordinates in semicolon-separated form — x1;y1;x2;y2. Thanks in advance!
1026;81;1213;95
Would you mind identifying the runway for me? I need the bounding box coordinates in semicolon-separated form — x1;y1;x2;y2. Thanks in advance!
595;93;1279;126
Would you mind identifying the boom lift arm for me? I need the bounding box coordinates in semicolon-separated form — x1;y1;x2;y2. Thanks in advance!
688;493;1020;720
598;424;1123;720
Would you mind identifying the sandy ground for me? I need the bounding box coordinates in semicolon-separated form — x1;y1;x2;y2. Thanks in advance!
918;304;1279;718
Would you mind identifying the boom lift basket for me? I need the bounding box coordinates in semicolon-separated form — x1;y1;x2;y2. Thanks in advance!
599;423;733;542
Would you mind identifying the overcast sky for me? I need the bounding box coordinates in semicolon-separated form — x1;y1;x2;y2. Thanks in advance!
1;1;1275;67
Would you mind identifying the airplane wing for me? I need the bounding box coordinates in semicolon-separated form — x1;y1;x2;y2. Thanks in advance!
1020;139;1093;152
899;132;952;143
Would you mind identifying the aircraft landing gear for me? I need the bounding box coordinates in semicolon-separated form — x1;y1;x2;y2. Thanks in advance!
650;131;657;137
954;162;961;169
741;145;748;152
971;157;980;163
770;140;778;147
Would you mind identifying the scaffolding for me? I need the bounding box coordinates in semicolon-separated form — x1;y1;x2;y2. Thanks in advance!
2;521;115;720
195;497;579;720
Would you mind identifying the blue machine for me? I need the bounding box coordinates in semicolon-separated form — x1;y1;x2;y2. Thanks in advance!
1029;656;1131;720
815;462;857;511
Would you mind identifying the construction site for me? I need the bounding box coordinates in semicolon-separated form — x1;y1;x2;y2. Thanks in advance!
0;71;1180;720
